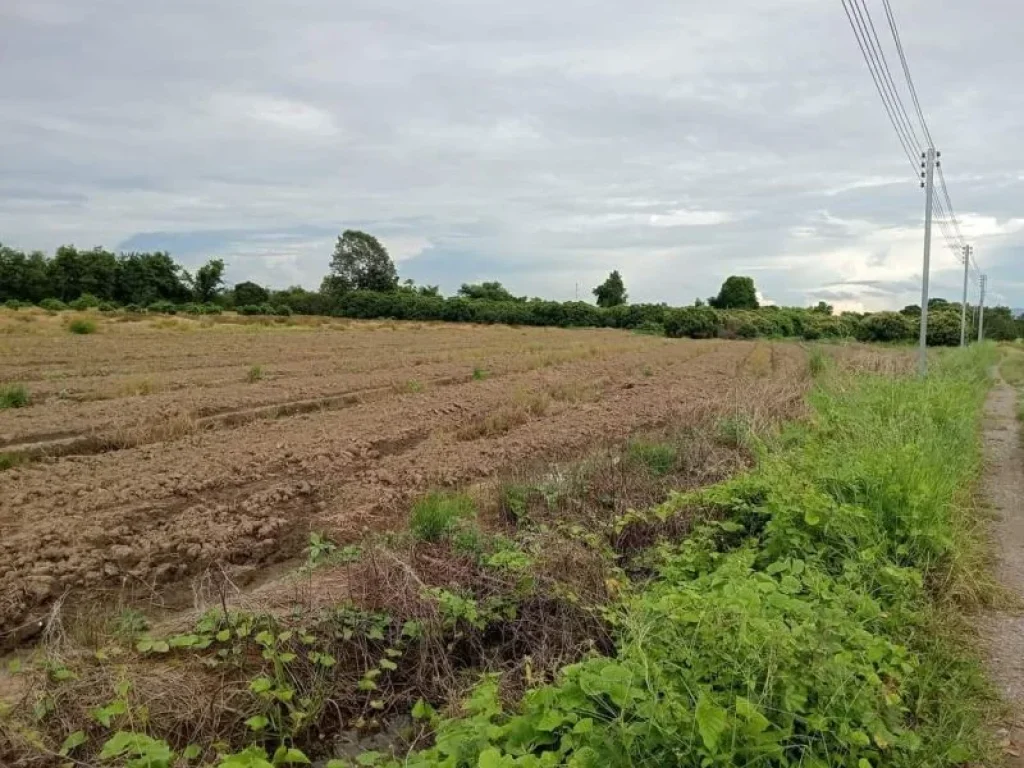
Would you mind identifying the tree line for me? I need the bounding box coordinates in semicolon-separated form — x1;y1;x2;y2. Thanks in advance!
2;231;1020;343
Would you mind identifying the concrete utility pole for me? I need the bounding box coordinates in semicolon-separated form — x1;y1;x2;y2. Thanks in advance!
960;244;971;347
918;147;936;376
978;274;987;342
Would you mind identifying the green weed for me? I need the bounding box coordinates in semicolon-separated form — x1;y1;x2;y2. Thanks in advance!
68;318;97;335
472;366;489;381
409;492;476;542
246;365;264;383
0;452;23;470
625;439;677;476
808;345;827;377
376;344;1000;768
112;608;149;639
0;384;29;409
716;413;751;448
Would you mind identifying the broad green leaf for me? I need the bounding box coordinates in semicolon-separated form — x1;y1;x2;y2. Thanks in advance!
478;748;502;768
245;715;270;731
59;731;86;756
272;746;310;765
695;692;727;753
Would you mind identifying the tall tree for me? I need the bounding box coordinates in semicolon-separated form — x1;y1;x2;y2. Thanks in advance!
193;259;225;303
709;276;759;309
592;270;627;307
325;230;398;293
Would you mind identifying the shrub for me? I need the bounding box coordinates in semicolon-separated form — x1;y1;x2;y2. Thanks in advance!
926;310;961;347
663;307;721;339
69;293;100;311
147;300;177;315
4;299;22;310
181;302;203;315
39;298;66;312
98;301;118;312
273;305;293;317
123;303;143;313
0;384;29;409
236;304;264;316
68;318;97;335
410;492;476;542
246;365;264;383
200;303;223;315
856;311;913;343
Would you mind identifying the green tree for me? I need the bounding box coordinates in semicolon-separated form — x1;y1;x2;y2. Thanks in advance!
592;270;627;307
900;305;921;317
233;281;269;306
326;230;398;293
116;251;191;305
811;301;833;315
193;259;225;303
457;281;522;302
0;244;54;303
709;276;759;310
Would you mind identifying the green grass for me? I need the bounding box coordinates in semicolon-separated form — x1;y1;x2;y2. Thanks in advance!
384;344;1000;768
808;345;828;377
625;439;677;476
68;318;97;334
246;364;264;383
409;492;476;542
0;384;29;409
0;452;24;471
472;366;489;381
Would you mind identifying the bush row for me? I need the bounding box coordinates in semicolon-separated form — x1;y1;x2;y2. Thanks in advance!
4;291;974;346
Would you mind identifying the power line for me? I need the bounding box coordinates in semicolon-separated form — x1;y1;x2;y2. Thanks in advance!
848;0;923;149
840;0;920;173
880;0;935;148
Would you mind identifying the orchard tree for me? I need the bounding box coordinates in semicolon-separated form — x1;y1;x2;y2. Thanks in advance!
325;230;398;294
592;270;627;307
193;258;225;303
709;276;759;310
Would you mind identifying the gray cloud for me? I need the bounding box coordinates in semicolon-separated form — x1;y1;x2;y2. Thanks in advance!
2;0;1023;310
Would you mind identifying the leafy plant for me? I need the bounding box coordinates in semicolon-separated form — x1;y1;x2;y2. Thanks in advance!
472;366;489;381
247;365;264;383
409;492;476;542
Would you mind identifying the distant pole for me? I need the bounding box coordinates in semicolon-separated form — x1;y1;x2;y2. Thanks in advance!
960;244;971;347
918;147;936;375
978;274;987;342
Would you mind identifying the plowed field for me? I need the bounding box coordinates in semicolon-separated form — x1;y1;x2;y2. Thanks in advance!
0;314;810;643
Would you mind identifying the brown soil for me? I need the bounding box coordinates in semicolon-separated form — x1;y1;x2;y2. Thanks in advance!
0;318;811;645
979;377;1024;765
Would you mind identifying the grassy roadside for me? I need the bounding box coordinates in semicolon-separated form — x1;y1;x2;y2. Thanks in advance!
0;345;997;767
374;345;999;767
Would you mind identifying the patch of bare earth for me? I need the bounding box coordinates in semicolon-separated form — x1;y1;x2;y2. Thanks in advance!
0;320;809;647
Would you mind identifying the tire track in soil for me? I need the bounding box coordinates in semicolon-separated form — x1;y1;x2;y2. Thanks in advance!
0;341;797;646
978;377;1024;765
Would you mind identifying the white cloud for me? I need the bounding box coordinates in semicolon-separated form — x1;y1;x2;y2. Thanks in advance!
0;0;1022;307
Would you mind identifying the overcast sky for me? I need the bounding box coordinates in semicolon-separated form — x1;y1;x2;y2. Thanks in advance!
2;0;1022;310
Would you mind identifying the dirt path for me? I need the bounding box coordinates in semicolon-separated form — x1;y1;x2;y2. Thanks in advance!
980;377;1024;764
